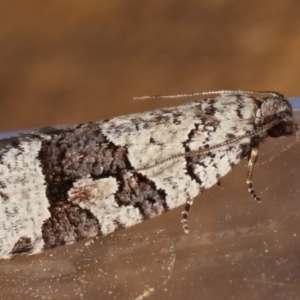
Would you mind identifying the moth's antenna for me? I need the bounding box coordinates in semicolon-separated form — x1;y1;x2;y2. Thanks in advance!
133;90;283;101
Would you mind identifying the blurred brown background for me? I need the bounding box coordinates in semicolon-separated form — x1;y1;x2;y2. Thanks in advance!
1;1;300;300
0;0;300;132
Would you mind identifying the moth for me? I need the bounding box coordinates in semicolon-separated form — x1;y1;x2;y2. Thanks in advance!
0;90;297;259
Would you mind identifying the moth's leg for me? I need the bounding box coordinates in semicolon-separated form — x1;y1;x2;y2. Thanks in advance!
181;198;195;234
246;146;261;202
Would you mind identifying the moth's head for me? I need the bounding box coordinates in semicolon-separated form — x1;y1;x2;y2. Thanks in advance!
261;96;297;138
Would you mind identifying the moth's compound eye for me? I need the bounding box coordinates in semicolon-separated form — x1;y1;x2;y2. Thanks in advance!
268;122;287;137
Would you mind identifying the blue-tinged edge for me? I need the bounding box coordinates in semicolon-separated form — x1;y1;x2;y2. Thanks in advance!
288;97;300;110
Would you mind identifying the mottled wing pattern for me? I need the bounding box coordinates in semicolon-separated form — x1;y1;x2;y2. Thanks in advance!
0;92;295;258
0;136;50;257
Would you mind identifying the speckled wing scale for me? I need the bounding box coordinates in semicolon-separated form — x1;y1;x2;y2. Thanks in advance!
0;90;297;259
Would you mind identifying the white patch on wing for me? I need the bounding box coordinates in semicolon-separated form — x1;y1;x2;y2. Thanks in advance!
0;139;50;258
99;95;257;210
71;94;258;234
142;159;201;210
100;103;203;209
68;177;144;235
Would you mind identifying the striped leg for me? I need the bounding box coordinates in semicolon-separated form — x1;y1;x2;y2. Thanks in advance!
246;146;261;202
181;198;195;234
